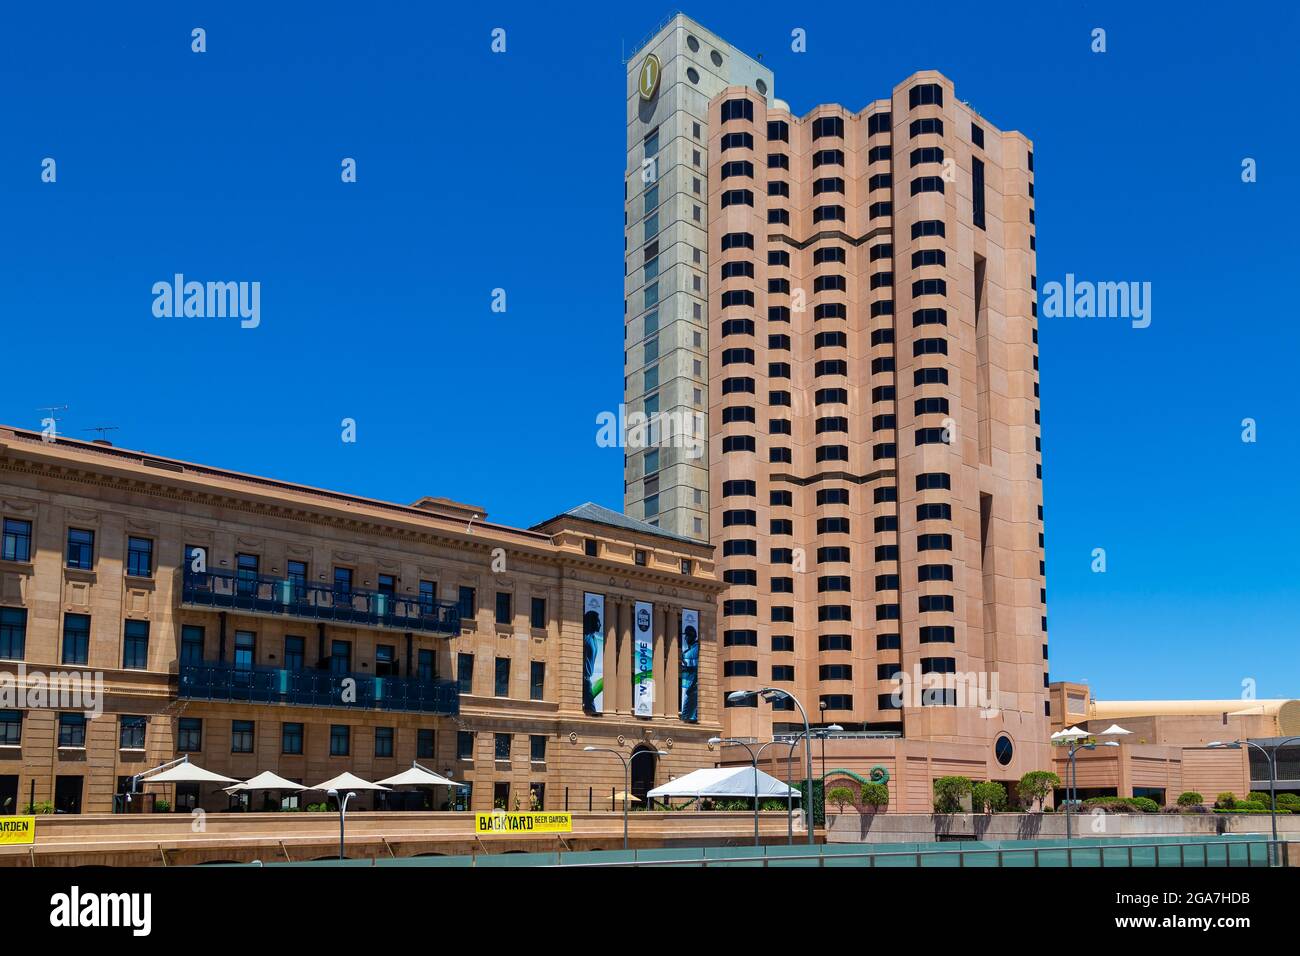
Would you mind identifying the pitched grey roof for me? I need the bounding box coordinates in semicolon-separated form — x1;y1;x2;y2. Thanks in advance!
532;501;702;546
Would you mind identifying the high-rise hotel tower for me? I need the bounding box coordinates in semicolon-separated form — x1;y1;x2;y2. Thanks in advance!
627;15;1049;805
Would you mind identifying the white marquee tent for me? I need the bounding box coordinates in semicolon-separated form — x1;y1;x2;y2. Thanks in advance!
647;767;801;801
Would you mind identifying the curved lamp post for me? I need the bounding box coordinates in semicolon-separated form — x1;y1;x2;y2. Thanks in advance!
1056;739;1118;841
584;746;667;850
326;788;357;860
728;687;816;844
754;738;797;846
710;736;760;845
1209;735;1300;860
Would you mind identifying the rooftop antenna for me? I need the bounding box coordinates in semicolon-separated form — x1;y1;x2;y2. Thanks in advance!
36;405;68;441
84;425;120;443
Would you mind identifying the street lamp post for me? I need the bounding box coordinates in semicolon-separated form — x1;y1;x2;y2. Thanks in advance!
711;736;761;846
584;746;667;850
1209;735;1300;860
729;687;816;845
1058;739;1118;841
819;724;844;786
327;788;357;860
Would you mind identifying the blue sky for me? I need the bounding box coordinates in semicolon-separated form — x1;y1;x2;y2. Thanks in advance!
1;2;1296;700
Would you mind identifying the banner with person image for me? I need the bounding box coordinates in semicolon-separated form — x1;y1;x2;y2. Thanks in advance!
679;608;699;722
582;592;605;713
633;600;654;717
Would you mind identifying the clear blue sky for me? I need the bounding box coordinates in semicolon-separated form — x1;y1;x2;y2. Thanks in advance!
1;2;1296;700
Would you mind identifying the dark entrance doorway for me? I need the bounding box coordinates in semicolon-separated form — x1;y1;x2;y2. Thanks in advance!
0;775;17;814
630;745;657;805
54;775;83;814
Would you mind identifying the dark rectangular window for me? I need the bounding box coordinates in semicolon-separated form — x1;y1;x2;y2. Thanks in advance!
374;726;394;758
458;586;476;619
972;157;986;230
417;648;435;681
287;560;308;601
1;519;32;563
457;653;474;694
494;657;510;697
65;528;94;570
59;712;87;747
231;720;254;753
119;715;146;750
530;734;547;762
126;536;153;578
417;728;435;759
236;553;259;596
284;635;304;671
329;724;350;756
61;613;90;665
122;620;149;670
177;717;203;752
182;625;205;665
282;722;304;755
233;630;255;670
418;579;437;614
495;591;512;626
457;730;474;760
0;710;20;746
530;597;546;629
530;661;545;701
494;733;511;761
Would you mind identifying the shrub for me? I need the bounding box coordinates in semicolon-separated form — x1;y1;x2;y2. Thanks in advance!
933;776;973;813
305;802;331;812
153;799;171;813
1215;792;1237;810
972;781;1007;814
826;787;855;814
1129;796;1159;813
1017;770;1061;812
861;782;889;810
1176;791;1204;807
1235;800;1267;811
1081;796;1158;814
24;801;54;815
1277;793;1300;808
1248;791;1272;806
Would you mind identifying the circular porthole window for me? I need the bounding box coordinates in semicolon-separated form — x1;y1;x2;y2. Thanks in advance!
687;35;699;52
995;734;1014;766
686;67;699;84
756;78;768;96
710;50;723;67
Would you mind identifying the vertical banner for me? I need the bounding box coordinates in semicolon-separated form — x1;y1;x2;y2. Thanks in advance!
633;601;654;717
679;608;699;722
582;593;605;713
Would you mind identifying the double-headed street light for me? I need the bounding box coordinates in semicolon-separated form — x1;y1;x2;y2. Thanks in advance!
584;746;667;850
326;788;357;861
1209;735;1300;860
1054;738;1119;840
728;687;816;845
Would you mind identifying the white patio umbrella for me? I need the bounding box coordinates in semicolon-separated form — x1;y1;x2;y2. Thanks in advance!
374;764;466;788
310;771;390;792
1095;724;1133;737
223;771;308;794
143;762;240;784
1051;727;1090;742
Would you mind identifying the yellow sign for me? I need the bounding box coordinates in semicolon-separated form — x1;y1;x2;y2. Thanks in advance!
0;816;35;845
638;54;661;100
475;811;572;834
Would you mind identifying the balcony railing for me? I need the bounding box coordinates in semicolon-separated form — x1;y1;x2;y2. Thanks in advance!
181;568;460;635
178;662;459;715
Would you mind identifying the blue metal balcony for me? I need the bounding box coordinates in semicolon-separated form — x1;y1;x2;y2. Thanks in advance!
180;568;460;636
178;662;459;715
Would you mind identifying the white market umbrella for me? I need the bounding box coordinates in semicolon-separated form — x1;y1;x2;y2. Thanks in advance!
144;762;240;784
1095;724;1133;737
310;771;390;792
374;765;466;789
224;770;308;794
1051;727;1090;742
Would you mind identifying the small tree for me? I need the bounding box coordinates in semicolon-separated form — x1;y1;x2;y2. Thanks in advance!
971;781;1007;814
861;782;889;812
826;786;854;814
933;776;973;813
1215;791;1237;810
1176;791;1204;807
1017;770;1061;812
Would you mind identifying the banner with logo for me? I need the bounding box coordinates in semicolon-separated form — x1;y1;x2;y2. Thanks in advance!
633;601;654;717
679;608;699;722
476;811;573;834
0;817;35;845
582;592;605;713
